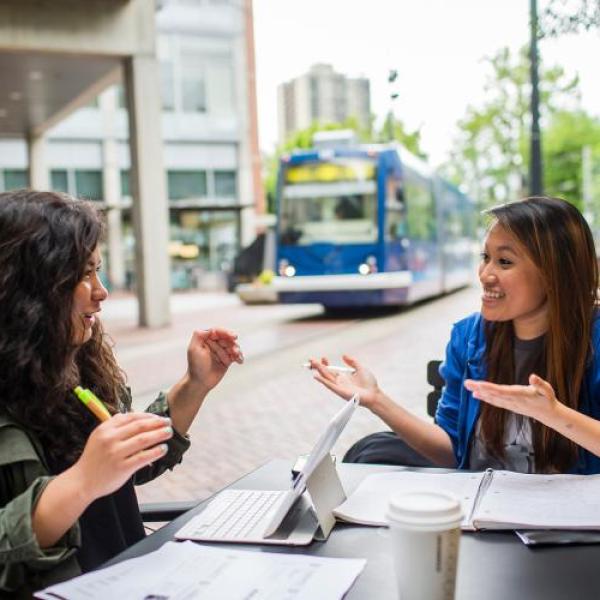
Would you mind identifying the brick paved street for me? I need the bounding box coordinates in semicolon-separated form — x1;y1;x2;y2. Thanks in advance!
102;286;481;506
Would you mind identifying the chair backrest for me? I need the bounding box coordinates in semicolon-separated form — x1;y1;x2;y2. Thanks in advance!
426;360;444;418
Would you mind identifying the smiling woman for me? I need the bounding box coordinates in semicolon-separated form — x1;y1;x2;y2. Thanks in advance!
71;247;108;346
0;190;244;596
478;225;548;339
310;196;600;477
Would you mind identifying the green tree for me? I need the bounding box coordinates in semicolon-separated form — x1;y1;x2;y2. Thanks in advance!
543;110;600;209
441;45;579;210
378;113;427;159
541;0;600;35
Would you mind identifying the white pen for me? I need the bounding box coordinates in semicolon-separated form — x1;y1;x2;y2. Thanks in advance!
302;362;356;374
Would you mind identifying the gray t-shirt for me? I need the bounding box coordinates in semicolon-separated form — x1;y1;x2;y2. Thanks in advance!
469;335;544;473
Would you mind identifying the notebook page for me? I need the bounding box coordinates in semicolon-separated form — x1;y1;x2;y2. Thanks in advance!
473;471;600;529
333;470;483;528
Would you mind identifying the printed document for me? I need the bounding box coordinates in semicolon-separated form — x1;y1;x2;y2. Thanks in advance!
333;470;600;530
35;541;366;600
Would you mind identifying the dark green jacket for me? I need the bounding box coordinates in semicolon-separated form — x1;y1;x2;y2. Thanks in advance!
0;392;190;597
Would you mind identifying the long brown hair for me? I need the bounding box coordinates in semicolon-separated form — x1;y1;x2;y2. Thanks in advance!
0;190;126;465
480;196;598;472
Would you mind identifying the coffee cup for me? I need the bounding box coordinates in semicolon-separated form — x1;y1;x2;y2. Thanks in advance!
387;491;462;600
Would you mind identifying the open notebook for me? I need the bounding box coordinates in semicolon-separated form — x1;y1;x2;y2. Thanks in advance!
333;469;600;531
175;395;359;545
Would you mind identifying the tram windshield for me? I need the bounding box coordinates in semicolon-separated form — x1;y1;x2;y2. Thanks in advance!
279;159;378;245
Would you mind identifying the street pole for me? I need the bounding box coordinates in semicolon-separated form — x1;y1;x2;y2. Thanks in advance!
388;69;398;142
529;0;544;195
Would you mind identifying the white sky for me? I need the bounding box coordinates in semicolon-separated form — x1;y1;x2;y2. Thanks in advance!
253;0;600;166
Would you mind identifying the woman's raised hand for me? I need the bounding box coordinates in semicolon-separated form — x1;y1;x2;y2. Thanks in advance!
71;413;173;502
309;354;381;409
464;373;559;422
186;328;243;393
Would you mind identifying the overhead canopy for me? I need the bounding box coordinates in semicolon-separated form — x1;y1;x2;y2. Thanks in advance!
0;50;120;137
0;0;171;328
0;0;154;138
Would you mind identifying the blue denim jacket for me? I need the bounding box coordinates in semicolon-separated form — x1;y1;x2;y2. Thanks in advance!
435;312;600;474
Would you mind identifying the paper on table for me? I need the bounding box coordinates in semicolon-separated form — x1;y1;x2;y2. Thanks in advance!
35;541;366;600
474;471;600;529
333;471;482;528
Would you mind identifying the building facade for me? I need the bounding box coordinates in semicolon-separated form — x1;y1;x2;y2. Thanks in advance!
277;63;370;144
0;0;264;291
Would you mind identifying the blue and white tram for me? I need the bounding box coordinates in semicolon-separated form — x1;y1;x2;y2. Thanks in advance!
271;142;475;308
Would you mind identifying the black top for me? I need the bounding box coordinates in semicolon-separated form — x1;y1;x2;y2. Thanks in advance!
47;447;145;572
513;334;545;385
76;479;145;571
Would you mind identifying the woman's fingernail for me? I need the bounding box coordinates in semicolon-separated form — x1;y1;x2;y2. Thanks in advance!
159;443;168;454
164;426;173;435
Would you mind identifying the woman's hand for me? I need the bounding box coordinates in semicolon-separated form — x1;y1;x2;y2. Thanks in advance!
186;328;243;393
70;412;174;502
464;374;559;422
309;354;382;410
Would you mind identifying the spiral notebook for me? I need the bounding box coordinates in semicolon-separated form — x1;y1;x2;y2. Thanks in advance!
333;469;600;531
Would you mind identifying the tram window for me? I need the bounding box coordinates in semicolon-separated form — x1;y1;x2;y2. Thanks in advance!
387;209;407;241
385;178;407;241
335;196;362;219
395;188;405;206
280;190;377;245
404;172;436;241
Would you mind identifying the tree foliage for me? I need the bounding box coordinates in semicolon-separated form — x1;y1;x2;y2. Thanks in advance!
378;112;427;159
543;110;600;208
541;0;600;36
441;45;581;211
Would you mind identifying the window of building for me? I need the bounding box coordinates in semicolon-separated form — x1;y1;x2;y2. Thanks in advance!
207;58;234;115
160;61;176;111
116;84;127;110
158;36;176;111
168;170;207;200
180;50;207;113
121;170;131;198
214;170;237;198
3;169;28;191
50;170;69;193
75;170;103;201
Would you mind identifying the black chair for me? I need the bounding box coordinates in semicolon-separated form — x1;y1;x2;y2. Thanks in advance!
426;359;444;419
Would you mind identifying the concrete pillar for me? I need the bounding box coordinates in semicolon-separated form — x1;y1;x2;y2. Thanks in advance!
100;87;126;290
124;55;171;327
27;132;49;190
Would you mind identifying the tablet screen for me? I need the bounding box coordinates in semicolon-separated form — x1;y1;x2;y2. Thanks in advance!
297;394;359;486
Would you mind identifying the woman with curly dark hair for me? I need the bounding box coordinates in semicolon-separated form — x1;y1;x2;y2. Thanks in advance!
0;189;243;595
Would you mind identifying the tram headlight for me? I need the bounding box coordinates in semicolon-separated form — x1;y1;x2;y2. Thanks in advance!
278;259;296;277
358;255;378;275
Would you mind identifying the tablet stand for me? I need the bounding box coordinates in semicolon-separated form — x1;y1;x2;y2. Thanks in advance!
304;453;346;540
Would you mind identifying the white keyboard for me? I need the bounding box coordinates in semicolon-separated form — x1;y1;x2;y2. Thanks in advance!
175;489;288;542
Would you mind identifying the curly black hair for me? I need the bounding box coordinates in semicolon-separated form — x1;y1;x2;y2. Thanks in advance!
0;190;126;465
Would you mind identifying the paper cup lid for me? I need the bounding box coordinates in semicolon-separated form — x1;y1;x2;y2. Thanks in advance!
387;491;462;528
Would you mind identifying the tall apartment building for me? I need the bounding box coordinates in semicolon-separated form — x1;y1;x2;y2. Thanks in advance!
0;0;264;291
277;63;370;144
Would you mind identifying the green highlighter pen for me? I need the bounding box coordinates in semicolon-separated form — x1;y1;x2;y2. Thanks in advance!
74;386;111;422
